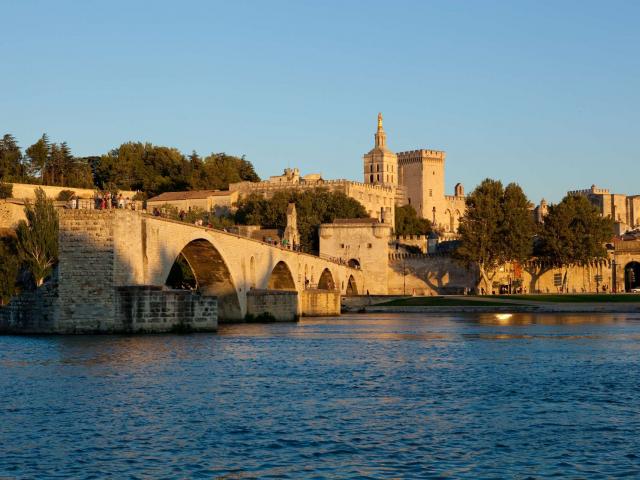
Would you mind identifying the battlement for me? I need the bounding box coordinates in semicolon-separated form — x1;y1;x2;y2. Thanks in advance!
397;149;446;164
445;194;464;202
568;185;611;196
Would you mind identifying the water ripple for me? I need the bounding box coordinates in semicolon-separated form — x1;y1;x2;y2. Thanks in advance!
1;313;640;478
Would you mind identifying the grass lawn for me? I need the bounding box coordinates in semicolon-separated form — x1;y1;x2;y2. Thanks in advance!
505;294;640;303
377;297;518;307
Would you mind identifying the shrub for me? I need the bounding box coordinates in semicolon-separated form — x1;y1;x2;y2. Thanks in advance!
0;182;13;199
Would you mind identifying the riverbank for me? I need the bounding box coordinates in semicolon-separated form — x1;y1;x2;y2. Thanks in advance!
343;294;640;314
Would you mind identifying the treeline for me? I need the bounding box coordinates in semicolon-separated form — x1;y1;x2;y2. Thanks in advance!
456;178;614;291
0;133;260;197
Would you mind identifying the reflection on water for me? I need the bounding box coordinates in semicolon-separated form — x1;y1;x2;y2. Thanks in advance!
2;313;640;478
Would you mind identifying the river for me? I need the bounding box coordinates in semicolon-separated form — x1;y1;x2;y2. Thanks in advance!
1;313;640;478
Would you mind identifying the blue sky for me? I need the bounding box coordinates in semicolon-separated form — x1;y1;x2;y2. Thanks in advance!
2;0;638;202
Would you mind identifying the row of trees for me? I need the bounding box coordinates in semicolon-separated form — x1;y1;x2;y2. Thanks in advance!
455;179;614;291
0;133;260;197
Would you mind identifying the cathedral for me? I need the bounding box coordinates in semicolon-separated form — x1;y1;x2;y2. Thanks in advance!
363;113;466;235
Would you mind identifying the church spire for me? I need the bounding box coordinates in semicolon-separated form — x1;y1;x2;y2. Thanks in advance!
375;112;386;148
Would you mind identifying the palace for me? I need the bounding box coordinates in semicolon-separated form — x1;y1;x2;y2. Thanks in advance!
568;184;640;235
224;113;466;234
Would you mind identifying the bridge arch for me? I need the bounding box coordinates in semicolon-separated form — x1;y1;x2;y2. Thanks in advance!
317;268;336;290
267;261;296;290
168;238;242;320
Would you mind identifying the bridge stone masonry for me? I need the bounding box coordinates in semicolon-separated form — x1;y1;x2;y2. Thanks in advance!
53;209;362;330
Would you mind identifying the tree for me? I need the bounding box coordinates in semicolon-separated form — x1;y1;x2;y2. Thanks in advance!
455;179;535;291
535;194;614;291
15;188;59;287
0;182;12;199
95;142;192;195
234;188;368;252
25;134;50;181
0;134;26;181
0;235;20;304
395;204;432;235
190;153;260;190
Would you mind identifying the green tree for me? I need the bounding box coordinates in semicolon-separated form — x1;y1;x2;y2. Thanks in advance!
395;204;432;235
25;134;50;181
535;194;613;291
0;134;26;181
0;182;12;199
191;153;260;190
15;188;59;287
455;179;535;291
95;142;191;195
235;188;368;252
0;235;20;304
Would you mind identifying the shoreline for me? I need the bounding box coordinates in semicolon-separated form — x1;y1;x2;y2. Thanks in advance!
357;304;640;314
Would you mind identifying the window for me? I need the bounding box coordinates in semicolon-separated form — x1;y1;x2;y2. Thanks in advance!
370;174;373;183
367;243;372;248
429;189;432;197
377;174;380;182
377;164;380;172
340;243;345;248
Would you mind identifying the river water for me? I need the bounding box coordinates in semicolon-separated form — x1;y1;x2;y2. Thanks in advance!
1;313;640;479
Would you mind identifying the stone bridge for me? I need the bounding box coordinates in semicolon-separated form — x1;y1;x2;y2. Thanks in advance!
58;210;363;322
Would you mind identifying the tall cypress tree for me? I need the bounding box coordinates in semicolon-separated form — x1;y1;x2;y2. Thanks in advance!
15;188;59;287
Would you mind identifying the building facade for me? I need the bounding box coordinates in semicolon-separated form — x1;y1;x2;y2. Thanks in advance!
568;184;640;235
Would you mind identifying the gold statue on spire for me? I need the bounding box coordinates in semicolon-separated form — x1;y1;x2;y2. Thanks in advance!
377;112;383;130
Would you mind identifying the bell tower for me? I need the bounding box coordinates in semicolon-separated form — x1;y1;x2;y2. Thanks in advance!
363;113;398;188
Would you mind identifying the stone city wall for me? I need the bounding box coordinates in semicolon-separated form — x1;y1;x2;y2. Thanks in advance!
388;254;476;295
6;182;136;200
